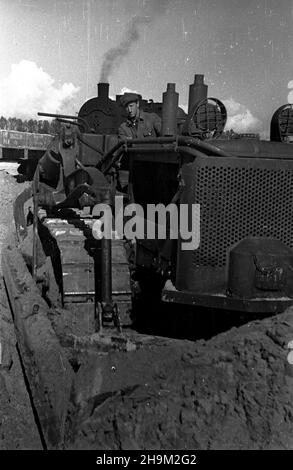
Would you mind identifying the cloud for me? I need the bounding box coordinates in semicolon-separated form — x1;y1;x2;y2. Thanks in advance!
288;80;293;104
0;60;79;119
120;86;139;95
223;98;261;132
179;103;188;114
109;87;140;101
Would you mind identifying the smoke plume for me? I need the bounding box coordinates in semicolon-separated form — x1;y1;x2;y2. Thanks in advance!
99;0;170;82
0;60;79;119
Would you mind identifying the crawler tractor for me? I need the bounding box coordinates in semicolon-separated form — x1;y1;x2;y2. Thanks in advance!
3;74;293;448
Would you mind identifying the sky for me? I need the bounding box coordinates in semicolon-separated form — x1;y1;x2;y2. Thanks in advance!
0;0;293;136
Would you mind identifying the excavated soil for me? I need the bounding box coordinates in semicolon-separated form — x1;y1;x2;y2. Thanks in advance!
66;312;293;450
0;170;42;449
0;169;293;450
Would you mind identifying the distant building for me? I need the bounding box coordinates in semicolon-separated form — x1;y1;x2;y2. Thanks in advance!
0;129;53;160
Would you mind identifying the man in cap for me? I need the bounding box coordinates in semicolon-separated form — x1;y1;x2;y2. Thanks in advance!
118;92;161;139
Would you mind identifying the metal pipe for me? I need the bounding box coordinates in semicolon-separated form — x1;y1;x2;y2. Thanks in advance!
177;145;211;160
125;136;233;157
101;236;112;306
177;136;234;158
97;82;109;99
97;138;177;175
96;141;126;174
188;74;208;115
38;112;91;132
32;166;40;280
126;136;176;145
99;188;117;326
162;83;179;136
96;141;125;168
126;146;176;153
98;134;234;178
125;136;234;158
38;112;79;119
55;118;79;126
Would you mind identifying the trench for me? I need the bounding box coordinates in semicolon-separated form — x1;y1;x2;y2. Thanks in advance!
1;258;289;450
0;170;43;449
1;170;292;450
2;276;46;449
15;341;47;449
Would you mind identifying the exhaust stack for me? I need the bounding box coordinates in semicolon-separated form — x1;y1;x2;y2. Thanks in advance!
188;74;208;114
97;82;109;99
162;83;179;136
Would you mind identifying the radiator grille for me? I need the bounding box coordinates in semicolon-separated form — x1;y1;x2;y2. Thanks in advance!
192;165;293;267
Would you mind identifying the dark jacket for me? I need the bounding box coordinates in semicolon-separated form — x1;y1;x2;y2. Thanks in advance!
118;110;161;139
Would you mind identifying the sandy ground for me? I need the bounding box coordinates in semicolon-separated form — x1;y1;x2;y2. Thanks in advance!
63;309;293;450
0;170;42;449
0;162;20;177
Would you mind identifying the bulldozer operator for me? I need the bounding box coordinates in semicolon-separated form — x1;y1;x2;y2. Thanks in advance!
118;92;161;139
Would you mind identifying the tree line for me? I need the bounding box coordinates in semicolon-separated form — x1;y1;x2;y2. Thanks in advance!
0;116;61;134
0;116;260;140
220;129;260;140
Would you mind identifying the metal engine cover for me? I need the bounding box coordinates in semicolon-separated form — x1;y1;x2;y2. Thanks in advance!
176;152;293;295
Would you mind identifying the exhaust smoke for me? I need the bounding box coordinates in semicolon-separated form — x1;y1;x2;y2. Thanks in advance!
99;0;170;83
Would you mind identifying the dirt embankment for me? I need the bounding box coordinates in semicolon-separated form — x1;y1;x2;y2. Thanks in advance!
0;170;42;449
67;311;293;450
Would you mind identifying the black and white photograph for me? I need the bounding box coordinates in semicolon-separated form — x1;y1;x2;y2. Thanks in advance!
0;0;293;456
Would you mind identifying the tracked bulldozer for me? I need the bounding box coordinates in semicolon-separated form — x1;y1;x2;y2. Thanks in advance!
3;74;293;448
